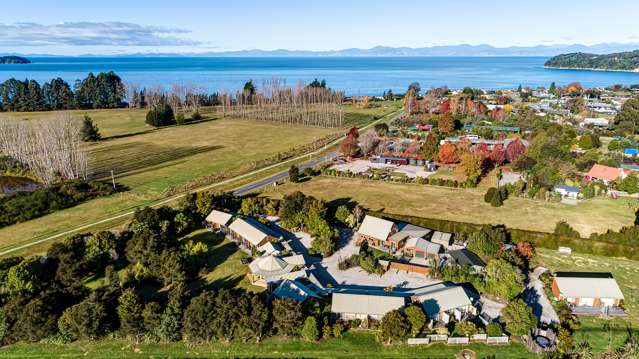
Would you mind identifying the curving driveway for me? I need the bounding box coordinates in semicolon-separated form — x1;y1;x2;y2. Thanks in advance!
523;267;559;324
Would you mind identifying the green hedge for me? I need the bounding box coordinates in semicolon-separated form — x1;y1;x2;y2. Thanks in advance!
372;211;639;260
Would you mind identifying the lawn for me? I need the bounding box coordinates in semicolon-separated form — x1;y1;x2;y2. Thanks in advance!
0;330;535;358
534;248;639;352
0;104;398;257
181;229;261;292
263;176;636;237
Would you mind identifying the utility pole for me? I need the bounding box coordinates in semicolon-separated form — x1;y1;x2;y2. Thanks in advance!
110;170;116;191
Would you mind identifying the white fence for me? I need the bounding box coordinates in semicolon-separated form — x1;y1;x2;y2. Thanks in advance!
407;338;431;345
471;333;487;341
410;334;509;346
447;337;470;345
486;336;510;344
427;334;448;342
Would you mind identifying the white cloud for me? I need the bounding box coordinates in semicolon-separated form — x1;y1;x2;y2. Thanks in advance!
0;22;200;46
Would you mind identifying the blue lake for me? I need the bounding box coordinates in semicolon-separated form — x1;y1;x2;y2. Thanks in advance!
1;56;638;95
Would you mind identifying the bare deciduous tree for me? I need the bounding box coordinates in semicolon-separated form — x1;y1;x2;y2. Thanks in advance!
218;78;344;128
0;115;90;185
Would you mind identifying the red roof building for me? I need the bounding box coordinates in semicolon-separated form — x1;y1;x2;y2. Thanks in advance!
585;164;625;184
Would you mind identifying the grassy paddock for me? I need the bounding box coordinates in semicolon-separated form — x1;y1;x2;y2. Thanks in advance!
0;104;397;257
262;176;635;237
0;331;535;358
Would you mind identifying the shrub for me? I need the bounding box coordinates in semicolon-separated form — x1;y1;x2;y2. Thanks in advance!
301;316;319;342
554;221;580;238
145;103;175;127
455;321;478;337
191;111;202;122
332;323;344;338
490;188;504;207
486;322;503;337
175;112;186;125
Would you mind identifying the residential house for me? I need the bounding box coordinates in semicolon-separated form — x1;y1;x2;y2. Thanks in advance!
552;272;624;310
581;118;610;128
248;254;307;288
411;283;478;323
448;249;486;272
357;215;398;252
228;217;281;251
272;279;321;303
331;291;407;321
205;210;233;234
430;231;453;249
554;184;580;200
585;164;626;185
403;237;442;260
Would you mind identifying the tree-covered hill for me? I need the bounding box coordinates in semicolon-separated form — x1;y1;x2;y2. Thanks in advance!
544;50;639;71
0;56;30;64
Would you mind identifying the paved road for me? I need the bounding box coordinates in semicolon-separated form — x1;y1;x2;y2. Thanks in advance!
233;152;337;195
0;109;403;256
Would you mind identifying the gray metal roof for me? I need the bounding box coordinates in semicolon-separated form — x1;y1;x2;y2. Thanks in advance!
331;291;406;316
555;272;624;299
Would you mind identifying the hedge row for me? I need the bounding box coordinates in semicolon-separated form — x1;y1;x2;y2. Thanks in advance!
373;211;639;261
321;169;478;189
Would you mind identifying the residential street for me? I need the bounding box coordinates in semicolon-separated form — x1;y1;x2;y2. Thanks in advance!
523;267;560;324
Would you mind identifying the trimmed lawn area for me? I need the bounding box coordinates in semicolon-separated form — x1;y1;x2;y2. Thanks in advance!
263;176;636;237
534;248;639;352
0;330;535;358
181;230;261;292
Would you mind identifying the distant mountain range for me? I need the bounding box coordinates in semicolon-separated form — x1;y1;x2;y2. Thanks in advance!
3;43;639;57
545;50;639;72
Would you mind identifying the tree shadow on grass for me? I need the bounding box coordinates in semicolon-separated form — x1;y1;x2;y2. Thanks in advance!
90;142;223;179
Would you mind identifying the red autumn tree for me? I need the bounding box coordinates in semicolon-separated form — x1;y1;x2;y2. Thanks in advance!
403;139;421;158
489;144;506;167
340;127;360;158
515;242;535;260
439;99;451;114
437;142;458;164
506;138;526;162
473;142;490;158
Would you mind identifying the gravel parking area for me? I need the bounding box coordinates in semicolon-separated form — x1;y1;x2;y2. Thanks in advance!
330;160;434;179
319;233;441;289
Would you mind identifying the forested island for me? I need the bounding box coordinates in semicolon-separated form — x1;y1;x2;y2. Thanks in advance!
545;50;639;72
0;56;30;64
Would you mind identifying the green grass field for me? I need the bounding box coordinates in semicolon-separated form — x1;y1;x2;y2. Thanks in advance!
263;176;636;237
0;330;535;358
534;248;639;352
0;104;397;257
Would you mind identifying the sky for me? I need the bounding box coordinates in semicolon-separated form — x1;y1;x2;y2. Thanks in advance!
1;0;638;55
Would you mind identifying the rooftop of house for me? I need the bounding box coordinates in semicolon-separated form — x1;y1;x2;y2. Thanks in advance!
229;217;282;246
554;184;580;193
405;237;442;254
358;215;395;242
331;291;407;316
449;249;486;268
554;272;624;300
205;209;233;226
586;164;623;181
411;283;476;316
273;279;320;303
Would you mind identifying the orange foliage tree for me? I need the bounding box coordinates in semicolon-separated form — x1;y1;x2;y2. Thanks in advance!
437;142;458;164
